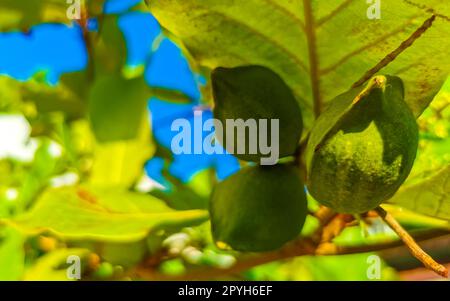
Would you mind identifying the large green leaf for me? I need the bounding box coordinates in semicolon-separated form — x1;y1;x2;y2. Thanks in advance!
149;0;450;129
387;165;450;220
2;186;208;242
0;228;25;280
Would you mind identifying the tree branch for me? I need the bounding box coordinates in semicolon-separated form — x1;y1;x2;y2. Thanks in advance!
130;229;449;281
375;206;448;278
131;206;336;281
133;238;317;281
127;202;449;280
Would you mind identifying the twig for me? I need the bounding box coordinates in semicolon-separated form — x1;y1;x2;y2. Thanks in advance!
133;238;317;281
131;207;336;280
311;206;337;243
320;214;354;244
131;229;449;281
375;206;448;278
313;206;336;225
315;213;354;255
77;2;95;82
352;14;436;88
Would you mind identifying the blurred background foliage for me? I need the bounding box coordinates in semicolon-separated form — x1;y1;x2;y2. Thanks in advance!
0;0;449;281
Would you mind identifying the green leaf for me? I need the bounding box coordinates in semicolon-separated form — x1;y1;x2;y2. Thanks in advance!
3;186;208;242
23;248;90;281
151;169;213;210
383;204;450;230
89;115;154;188
0;76;23;112
295;254;397;281
409;83;450;178
0;71;89;120
94;16;128;76
0;228;25;280
149;0;450;128
88;75;149;142
17;139;63;209
0;0;60;30
387;165;450;220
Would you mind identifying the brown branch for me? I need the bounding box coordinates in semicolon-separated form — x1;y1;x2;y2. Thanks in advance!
352;14;436;88
132;238;317;281
310;206;337;243
315;213;354;255
375;206;448;278
130;229;449;281
313;206;336;225
131;206;336;281
303;0;322;118
320;214;354;244
129;207;449;281
77;2;95;82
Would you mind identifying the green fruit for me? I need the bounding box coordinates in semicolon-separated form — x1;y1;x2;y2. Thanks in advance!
93;262;115;279
210;164;307;252
211;65;303;163
306;75;418;214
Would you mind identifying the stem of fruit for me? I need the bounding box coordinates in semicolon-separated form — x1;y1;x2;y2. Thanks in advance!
375;206;448;278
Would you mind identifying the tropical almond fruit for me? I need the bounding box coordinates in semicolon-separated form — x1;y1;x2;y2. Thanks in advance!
210;164;307;252
211;65;303;164
306;75;418;214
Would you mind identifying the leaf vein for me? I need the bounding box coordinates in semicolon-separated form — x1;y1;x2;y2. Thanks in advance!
316;0;356;28
192;8;309;72
320;20;416;75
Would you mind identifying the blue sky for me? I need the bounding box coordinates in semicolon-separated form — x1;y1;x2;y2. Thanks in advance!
0;0;239;185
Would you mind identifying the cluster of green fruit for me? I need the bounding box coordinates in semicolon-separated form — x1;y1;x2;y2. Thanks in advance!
209;66;418;252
